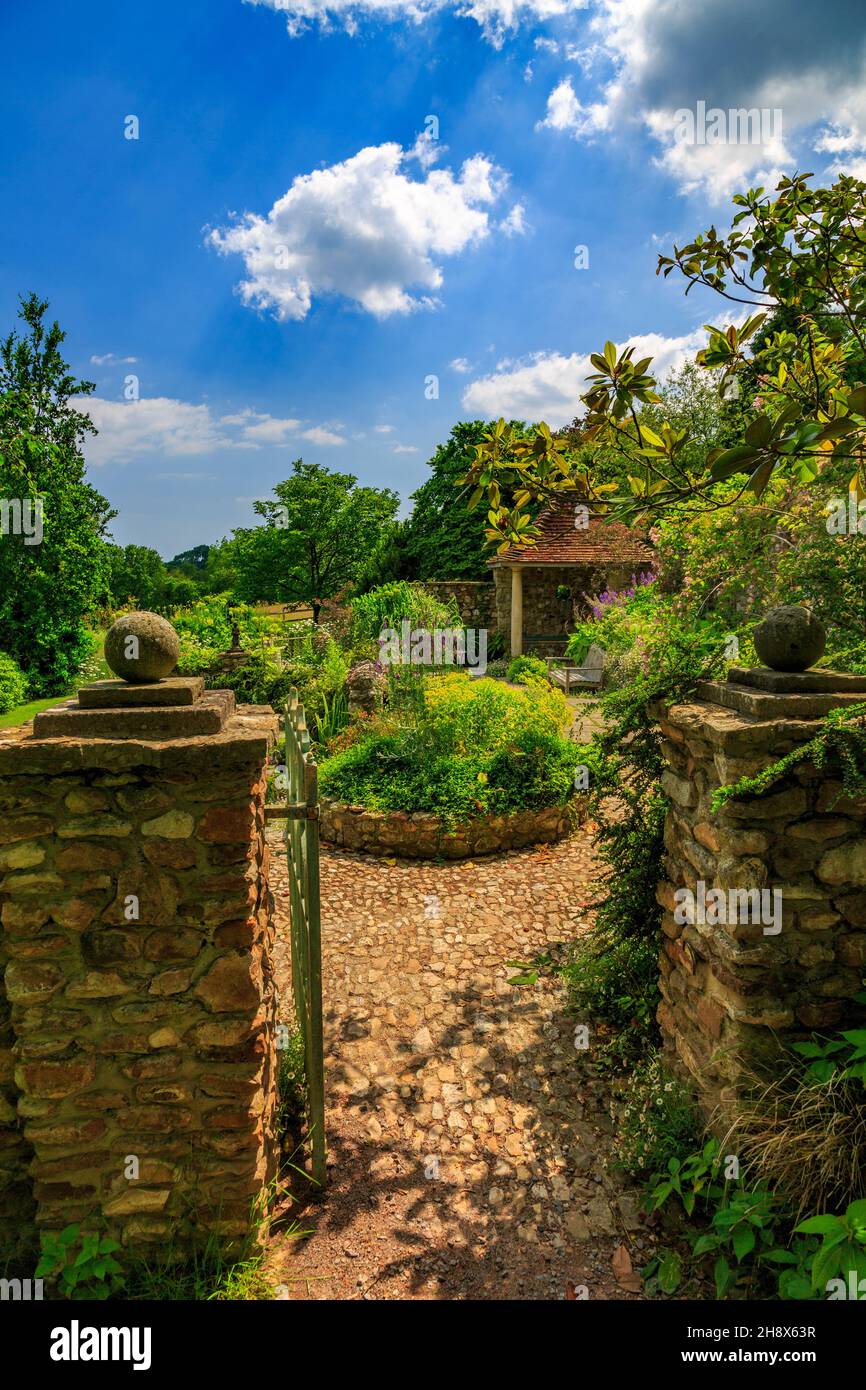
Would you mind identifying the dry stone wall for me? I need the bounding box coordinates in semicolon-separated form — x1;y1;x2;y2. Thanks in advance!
320;798;581;859
654;673;866;1117
422;582;496;630
0;701;279;1254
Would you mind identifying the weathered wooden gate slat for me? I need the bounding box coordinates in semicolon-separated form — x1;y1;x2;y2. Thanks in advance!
268;687;326;1187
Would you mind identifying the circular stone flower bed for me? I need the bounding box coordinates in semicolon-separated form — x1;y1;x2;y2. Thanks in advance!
319;797;585;859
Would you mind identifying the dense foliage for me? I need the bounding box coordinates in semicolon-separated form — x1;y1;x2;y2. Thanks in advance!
0;651;27;713
350;580;459;644
0;295;113;695
231;461;399;620
319;671;577;825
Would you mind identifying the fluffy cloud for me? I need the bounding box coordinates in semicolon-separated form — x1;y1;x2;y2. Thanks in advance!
243;0;587;47
301;426;346;445
539;0;866;200
461;327;705;425
83;398;237;464
89;353;138;366
208;139;517;321
83;399;345;463
393;443;419;453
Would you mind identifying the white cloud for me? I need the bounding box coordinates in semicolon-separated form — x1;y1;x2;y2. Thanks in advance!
219;408;303;443
301;426;346;445
374;423;395;432
90;353;138;366
83;398;237;464
538;75;611;138
499;201;528;236
449;357;473;373
538;0;866;201
461;327;706;425
208;138;517;321
393;443;420;453
83;398;347;463
243;0;588;48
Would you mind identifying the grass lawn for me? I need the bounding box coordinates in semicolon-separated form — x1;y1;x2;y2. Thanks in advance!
0;628;111;731
0;695;66;730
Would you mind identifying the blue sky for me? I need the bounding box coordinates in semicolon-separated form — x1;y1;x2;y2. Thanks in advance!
2;0;864;556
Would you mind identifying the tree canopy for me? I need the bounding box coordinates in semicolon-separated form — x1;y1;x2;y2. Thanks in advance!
0;294;113;694
231;460;399;620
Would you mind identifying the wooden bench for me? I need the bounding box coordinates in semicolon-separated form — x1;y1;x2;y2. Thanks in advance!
546;644;605;695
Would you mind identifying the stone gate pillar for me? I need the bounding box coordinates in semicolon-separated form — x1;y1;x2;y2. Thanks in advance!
0;646;278;1253
654;663;866;1118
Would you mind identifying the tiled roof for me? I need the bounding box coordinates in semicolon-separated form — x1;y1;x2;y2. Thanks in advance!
488;495;655;567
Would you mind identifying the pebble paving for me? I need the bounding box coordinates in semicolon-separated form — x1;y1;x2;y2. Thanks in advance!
267;827;651;1300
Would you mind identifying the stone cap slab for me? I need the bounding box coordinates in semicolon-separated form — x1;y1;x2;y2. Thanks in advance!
651;698;827;755
695;680;866;721
728;666;866;695
33;690;235;740
0;705;278;774
78;676;205;709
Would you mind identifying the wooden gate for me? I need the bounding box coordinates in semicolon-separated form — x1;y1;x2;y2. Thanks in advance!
267;688;326;1186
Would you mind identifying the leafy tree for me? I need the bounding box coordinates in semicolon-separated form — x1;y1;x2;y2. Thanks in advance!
232;460;399;620
104;543;168;609
0;294;113;694
353;519;418;593
167;544;210;571
463;172;866;542
404;422;516;579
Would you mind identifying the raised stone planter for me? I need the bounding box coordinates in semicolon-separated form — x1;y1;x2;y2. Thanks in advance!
319;797;582;859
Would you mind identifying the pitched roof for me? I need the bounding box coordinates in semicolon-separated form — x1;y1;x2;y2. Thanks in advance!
488;495;655;567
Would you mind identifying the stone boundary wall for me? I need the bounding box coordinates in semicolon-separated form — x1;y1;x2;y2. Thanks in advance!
0;704;278;1254
320;797;581;859
422;582;496;630
654;692;866;1117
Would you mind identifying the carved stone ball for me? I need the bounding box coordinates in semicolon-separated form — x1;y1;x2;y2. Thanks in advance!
104;611;181;683
753;605;826;673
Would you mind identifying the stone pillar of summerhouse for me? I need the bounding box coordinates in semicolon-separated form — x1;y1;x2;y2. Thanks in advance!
654;645;866;1123
0;613;279;1253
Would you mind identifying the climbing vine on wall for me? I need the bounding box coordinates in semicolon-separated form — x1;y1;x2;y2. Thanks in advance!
711;703;866;813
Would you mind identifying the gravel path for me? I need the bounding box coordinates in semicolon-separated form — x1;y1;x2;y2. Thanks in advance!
265;828;651;1300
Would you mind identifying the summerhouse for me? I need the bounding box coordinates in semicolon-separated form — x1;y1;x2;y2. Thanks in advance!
487;495;655;657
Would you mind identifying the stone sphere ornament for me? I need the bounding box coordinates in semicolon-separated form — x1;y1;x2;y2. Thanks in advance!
753;605;826;673
104;611;181;683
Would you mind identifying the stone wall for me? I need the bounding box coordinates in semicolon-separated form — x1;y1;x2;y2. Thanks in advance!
0;701;279;1253
320;798;581;859
654;673;866;1118
423;581;496;630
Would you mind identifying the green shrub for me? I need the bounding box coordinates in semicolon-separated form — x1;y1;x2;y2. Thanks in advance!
319;671;578;825
644;1138;822;1300
36;1224;124;1300
350;580;458;643
0;652;27;713
204;653;294;709
506;655;548;684
173;594;282;673
611;1054;703;1178
561;931;659;1066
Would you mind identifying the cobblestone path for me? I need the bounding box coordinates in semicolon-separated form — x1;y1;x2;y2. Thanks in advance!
267;829;651;1300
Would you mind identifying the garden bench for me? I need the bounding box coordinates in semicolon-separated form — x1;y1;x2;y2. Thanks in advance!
546;644;605;695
